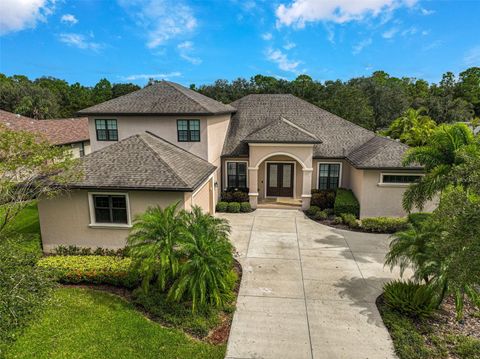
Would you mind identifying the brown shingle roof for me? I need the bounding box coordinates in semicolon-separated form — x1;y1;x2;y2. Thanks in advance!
244;117;322;144
77;81;236;116
0;110;89;145
224;94;416;169
71;132;216;191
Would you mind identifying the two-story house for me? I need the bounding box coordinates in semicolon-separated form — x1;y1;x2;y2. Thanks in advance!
38;81;433;251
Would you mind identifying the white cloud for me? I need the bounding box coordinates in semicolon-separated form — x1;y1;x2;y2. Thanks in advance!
352;38;372;54
283;41;296;50
265;48;302;74
324;23;335;43
262;32;273;40
118;0;197;48
61;14;78;25
464;46;480;66
275;0;418;28
0;0;55;35
121;72;182;81
420;7;434;15
401;26;417;36
422;40;442;51
59;33;102;50
177;41;202;64
382;27;398;39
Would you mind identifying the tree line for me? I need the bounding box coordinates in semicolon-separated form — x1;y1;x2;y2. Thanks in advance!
1;68;479;131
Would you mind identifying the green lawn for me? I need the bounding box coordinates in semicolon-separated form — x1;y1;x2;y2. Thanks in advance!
5;287;226;359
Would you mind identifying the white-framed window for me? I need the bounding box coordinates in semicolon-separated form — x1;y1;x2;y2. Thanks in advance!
317;162;342;190
88;192;131;227
379;173;423;186
225;161;248;189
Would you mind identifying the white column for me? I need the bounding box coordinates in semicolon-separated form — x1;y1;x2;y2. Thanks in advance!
248;167;258;209
301;167;313;210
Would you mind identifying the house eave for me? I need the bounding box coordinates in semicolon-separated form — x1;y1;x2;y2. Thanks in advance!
75;110;236;117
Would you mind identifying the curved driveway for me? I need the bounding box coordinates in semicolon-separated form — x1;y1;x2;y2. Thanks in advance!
218;209;407;359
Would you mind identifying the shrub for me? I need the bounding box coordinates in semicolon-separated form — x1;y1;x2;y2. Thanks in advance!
333;216;343;224
0;236;53;346
383;280;437;318
407;212;432;228
306;205;321;216
361;217;408;233
340;213;359;228
334;188;360;218
227;202;241;213
240;202;252;213
215;201;228;212
313;210;328;220
53;245;128;257
37;255;137;288
221;190;249;203
311;190;336;209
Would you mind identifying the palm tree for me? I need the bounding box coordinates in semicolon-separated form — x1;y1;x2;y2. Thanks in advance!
168;206;235;312
127;203;184;291
402;123;476;211
384;107;436;146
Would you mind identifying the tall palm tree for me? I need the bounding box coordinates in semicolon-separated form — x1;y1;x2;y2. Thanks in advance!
402;123;476;211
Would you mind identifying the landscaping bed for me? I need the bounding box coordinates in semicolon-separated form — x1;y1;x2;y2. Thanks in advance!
378;294;480;359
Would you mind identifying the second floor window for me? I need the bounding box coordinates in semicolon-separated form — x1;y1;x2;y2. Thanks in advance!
177;119;200;142
95;119;118;141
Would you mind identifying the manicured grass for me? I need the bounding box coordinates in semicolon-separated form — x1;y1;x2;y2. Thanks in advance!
0;201;42;253
5;287;226;359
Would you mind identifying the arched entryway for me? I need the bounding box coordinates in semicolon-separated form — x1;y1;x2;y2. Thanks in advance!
247;145;314;210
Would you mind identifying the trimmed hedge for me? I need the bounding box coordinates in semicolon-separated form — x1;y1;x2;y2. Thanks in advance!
227;202;241;213
240;202;252;213
311;190;336;210
37;255;137;288
215;201;228;212
334;188;360;218
313;210;328;220
221;190;249;203
361;217;408;233
53;245;128;257
306;205;321;216
340;213;359;228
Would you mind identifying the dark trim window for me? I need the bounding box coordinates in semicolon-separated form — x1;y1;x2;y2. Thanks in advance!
92;195;128;224
95;119;118;141
227;162;247;189
177;119;200;142
79;142;85;157
318;163;341;190
382;174;421;184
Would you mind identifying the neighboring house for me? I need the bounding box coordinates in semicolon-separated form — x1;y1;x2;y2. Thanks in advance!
0;109;90;158
37;81;433;251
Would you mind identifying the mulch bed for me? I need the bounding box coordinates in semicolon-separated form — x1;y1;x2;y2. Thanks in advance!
61;258;243;345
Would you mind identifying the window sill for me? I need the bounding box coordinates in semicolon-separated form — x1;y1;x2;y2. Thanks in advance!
377;183;411;188
88;223;132;229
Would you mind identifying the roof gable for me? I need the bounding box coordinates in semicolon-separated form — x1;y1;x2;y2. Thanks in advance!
72;132;216;191
77;81;236;116
244;117;322;144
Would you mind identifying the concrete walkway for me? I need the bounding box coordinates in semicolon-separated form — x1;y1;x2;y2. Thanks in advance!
218;209;406;359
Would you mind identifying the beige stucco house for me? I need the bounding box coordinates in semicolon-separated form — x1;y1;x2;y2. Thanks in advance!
38;81;432;251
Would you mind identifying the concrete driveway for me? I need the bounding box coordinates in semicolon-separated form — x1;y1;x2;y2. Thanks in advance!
218;208;406;359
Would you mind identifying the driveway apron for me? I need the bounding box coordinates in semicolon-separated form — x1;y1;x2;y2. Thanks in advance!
219;208;405;359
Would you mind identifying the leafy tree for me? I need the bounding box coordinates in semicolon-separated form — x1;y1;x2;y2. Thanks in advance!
456;67;480;117
112;83;141;98
14;85;59;119
383;108;437;146
92;78;113;104
402;123;477;211
0;126;78;235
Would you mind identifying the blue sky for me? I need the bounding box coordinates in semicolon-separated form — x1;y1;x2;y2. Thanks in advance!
0;0;479;87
